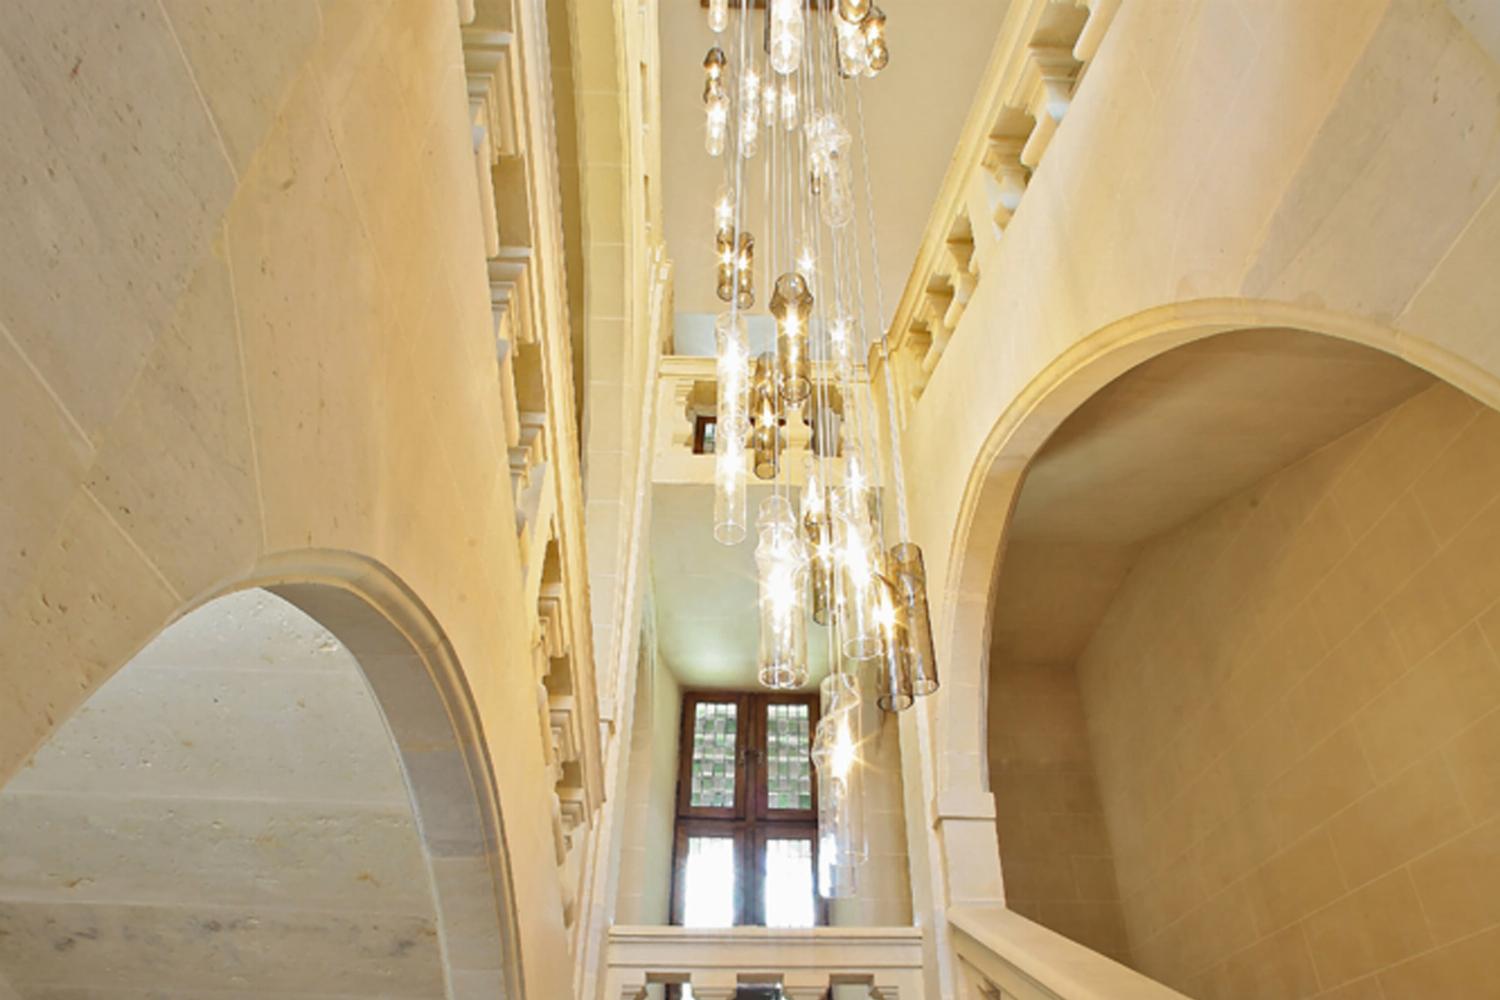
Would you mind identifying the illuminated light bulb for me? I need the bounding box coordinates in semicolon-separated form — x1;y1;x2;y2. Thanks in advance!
862;6;889;75
756;496;809;690
739;66;761;158
735;232;755;309
838;0;871;24
781;79;798;131
768;0;803;75
750;352;781;480
770;272;813;405
708;0;728;32
714;186;735;239
795;238;816;284
762;75;778;128
705;94;728;157
831;463;883;659
715;226;736;302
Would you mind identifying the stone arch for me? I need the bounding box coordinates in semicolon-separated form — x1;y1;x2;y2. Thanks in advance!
0;549;524;1000
935;297;1500;805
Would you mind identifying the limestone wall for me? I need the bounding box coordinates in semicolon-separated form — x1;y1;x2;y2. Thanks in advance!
986;654;1129;964
1077;382;1500;996
0;1;586;993
615;645;682;925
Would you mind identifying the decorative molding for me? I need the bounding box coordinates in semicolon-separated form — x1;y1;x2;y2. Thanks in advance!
876;0;1119;423
462;30;519;256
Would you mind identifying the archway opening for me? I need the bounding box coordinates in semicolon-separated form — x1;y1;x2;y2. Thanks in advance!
0;584;515;999
982;327;1500;995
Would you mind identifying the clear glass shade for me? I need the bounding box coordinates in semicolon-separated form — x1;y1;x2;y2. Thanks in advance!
832;481;883;660
768;0;804;75
715;314;749;545
756;495;808;690
707;0;728;33
813;672;867;898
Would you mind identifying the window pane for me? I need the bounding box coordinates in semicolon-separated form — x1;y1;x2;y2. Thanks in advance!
763;837;815;928
764;702;812;810
689;701;738;808
682;836;738;927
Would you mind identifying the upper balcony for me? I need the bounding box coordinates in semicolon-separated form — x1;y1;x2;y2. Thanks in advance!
653;354;867;488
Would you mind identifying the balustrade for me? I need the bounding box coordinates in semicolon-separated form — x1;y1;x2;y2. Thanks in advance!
876;0;1119;416
654;355;863;487
949;907;1189;1000
606;926;924;1000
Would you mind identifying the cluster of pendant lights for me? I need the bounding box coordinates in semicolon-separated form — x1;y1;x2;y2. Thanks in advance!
699;0;935;900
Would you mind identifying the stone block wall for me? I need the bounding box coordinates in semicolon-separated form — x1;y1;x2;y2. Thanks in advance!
987;658;1131;963
1078;382;1500;997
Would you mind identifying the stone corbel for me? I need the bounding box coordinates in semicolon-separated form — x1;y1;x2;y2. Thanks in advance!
510;410;552;500
558;786;589;844
462;31;518;257
1018;46;1080;169
981;135;1029;230
550;694;581;765
537;581;570;660
489;252;536;347
901;324;935;398
919;292;956;373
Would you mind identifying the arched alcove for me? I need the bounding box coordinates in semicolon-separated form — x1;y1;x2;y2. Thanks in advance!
0;562;521;1000
968;323;1500;995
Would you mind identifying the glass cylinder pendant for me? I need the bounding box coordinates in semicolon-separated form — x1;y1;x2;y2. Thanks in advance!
863;6;889;74
888;542;938;696
801;466;834;626
751;352;781;480
808;113;854;228
771;272;813;406
756;496;809;690
714;314;750;546
837;0;871;24
715;228;736;302
735;232;755;309
832;481;883;660
740;65;761;158
813;672;867;898
768;0;803;75
703;47;728;156
875;574;916;711
836;15;868;79
708;0;728;32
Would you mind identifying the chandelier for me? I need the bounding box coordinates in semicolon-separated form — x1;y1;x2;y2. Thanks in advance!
698;0;936;899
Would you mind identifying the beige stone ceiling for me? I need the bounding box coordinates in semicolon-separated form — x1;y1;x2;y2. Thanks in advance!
991;329;1435;667
0;590;443;999
659;0;1011;327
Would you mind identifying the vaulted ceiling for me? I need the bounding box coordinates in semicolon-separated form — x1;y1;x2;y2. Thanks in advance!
989;328;1435;668
0;590;443;999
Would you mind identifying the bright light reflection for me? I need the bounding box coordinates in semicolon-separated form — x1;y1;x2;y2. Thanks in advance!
764;838;816;927
682;837;737;927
